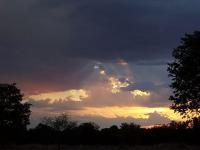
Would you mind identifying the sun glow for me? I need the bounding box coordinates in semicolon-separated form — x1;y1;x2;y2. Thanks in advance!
33;62;184;124
69;106;183;121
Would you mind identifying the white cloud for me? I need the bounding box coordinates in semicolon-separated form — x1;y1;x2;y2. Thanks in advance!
131;90;150;97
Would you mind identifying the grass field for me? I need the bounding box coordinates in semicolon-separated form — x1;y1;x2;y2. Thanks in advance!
0;144;199;150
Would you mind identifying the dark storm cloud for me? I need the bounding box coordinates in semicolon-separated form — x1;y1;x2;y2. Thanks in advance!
1;0;200;58
1;0;200;90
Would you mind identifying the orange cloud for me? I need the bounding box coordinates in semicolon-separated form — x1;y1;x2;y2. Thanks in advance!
28;89;89;103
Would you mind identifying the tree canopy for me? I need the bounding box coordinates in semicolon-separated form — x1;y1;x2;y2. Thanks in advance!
0;83;31;131
41;114;77;131
168;31;200;118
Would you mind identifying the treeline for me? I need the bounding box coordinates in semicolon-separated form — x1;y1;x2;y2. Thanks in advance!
1;114;200;145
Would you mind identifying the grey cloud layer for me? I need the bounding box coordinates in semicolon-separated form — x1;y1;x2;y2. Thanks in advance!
1;0;200;90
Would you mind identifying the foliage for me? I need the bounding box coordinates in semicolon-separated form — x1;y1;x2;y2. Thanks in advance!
78;122;100;131
41;114;77;131
120;122;141;130
168;31;200;118
0;83;31;130
190;117;200;130
26;121;200;145
168;121;189;129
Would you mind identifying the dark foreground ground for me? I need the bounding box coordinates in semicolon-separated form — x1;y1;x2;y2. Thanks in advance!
0;144;199;150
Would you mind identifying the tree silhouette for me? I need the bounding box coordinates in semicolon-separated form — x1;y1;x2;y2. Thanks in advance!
0;83;31;130
168;121;189;129
41;113;76;131
120;122;140;130
76;122;100;144
41;114;77;149
168;31;200;118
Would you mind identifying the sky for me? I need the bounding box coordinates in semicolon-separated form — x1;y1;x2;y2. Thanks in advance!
1;0;200;128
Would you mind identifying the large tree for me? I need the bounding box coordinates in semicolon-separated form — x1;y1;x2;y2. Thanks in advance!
168;31;200;118
0;83;31;130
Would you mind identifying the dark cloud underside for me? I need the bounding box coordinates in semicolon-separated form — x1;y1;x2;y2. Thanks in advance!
1;0;200;91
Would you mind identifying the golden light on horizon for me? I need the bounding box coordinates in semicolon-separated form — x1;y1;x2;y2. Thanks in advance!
69;106;183;121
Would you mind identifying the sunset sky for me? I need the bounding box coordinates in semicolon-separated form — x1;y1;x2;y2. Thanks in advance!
1;0;200;128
